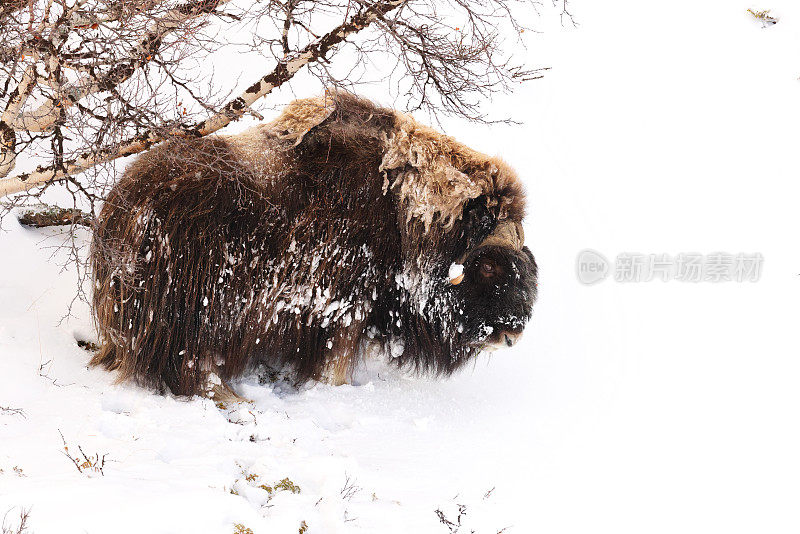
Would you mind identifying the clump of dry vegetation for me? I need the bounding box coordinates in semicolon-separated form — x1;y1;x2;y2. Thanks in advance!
254;476;302;497
229;466;302;502
747;8;779;26
76;339;100;351
59;430;107;476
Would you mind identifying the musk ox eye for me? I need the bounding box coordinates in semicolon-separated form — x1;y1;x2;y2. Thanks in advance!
480;259;498;278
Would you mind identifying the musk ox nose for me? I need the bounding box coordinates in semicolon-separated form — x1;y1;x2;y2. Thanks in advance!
484;326;524;351
502;331;521;347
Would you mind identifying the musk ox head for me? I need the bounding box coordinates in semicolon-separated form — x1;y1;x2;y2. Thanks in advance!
450;223;538;351
90;91;537;395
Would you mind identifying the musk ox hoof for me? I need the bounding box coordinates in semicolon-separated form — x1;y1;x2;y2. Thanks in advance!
90;91;537;397
204;377;247;405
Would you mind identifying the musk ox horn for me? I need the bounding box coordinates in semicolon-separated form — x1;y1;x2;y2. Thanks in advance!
479;220;524;251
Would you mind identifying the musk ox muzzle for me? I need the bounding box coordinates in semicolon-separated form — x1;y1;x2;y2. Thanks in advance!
90;92;538;396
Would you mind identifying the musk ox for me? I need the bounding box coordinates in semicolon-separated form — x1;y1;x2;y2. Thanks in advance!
91;92;537;397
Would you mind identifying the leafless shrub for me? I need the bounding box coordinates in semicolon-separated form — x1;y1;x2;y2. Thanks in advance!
1;507;31;534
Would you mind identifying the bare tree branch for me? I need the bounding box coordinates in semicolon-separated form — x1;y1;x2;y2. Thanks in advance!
0;65;37;178
17;203;92;227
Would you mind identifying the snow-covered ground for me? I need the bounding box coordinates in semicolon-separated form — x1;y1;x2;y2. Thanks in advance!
2;1;800;532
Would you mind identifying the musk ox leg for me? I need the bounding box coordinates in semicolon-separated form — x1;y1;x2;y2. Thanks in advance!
321;354;354;386
319;329;363;386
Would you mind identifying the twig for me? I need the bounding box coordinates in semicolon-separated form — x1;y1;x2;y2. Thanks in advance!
340;474;361;501
0;406;26;418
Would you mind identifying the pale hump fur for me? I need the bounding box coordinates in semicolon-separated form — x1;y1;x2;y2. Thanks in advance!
256;92;526;233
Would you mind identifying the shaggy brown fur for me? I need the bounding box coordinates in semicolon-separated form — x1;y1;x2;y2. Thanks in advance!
91;91;537;396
